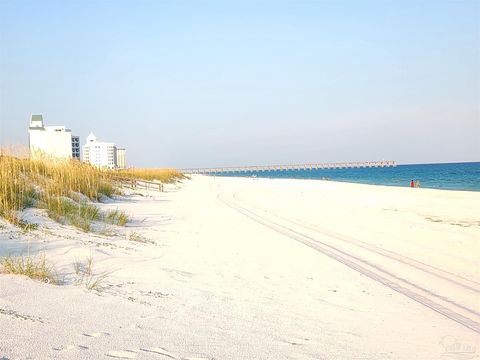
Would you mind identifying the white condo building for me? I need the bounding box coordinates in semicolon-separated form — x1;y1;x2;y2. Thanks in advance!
116;148;127;169
28;115;80;160
82;133;118;169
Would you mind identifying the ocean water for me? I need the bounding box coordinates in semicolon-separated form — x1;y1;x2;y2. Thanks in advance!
214;162;480;192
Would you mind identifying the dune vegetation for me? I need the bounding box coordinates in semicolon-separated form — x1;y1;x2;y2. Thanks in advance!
0;253;59;284
0;155;118;230
117;168;186;183
0;154;184;231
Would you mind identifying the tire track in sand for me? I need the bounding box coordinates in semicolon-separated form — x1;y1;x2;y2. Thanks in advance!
218;194;480;334
231;194;480;294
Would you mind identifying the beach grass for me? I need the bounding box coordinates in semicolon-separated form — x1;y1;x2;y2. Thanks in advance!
0;155;118;230
73;255;108;291
0;254;59;284
18;220;39;232
128;231;147;243
104;209;129;226
0;155;114;222
0;154;182;231
117;168;185;183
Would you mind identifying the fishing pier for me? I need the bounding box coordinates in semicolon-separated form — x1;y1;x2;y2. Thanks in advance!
181;160;397;175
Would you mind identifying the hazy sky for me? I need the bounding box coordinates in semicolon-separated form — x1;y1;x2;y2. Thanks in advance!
0;0;479;167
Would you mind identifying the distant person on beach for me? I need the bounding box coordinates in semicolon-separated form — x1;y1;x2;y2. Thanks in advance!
415;180;421;188
410;180;414;188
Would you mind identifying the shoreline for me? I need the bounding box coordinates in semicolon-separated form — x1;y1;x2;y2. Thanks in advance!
202;161;480;192
1;175;479;359
210;173;480;193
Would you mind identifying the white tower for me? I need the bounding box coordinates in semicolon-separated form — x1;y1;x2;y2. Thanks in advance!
82;132;117;169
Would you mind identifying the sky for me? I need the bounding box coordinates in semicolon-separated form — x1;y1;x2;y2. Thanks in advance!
0;0;479;167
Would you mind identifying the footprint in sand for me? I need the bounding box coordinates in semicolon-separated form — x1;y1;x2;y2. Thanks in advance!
140;347;179;359
52;344;88;351
105;350;137;359
82;331;110;337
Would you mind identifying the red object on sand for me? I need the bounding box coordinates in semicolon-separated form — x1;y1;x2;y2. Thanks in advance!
410;180;414;188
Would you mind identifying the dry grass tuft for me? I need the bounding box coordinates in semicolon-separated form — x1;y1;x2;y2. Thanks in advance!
0;254;58;284
104;209;129;226
73;256;108;291
128;231;145;243
18;220;39;232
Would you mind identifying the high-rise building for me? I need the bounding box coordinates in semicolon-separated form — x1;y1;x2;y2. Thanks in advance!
82;133;117;169
116;148;127;169
28;115;80;160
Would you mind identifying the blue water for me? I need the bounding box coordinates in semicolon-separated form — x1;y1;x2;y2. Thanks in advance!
214;162;480;191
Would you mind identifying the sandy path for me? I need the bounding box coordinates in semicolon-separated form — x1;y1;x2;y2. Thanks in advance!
1;175;479;359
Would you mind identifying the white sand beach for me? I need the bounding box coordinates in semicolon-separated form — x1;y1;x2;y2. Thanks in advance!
1;175;479;359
